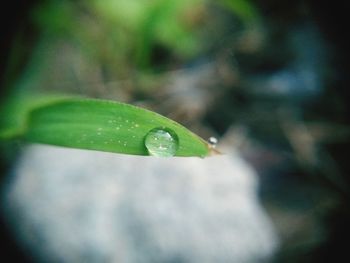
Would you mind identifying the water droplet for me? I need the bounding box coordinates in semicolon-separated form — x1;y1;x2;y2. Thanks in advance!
144;127;179;157
208;136;218;148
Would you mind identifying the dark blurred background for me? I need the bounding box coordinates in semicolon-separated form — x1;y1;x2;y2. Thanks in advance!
1;0;349;262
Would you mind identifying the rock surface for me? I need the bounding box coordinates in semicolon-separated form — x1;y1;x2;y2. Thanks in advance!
2;145;278;263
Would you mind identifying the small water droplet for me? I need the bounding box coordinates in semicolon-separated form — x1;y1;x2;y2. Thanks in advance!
144;127;179;157
208;136;218;148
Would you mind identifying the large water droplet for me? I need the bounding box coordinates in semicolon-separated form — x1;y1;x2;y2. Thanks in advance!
144;127;179;157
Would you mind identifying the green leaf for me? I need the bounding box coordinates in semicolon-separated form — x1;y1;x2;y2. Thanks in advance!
0;93;72;139
6;98;210;157
219;0;260;24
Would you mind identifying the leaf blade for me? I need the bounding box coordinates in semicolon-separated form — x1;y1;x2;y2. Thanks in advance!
24;98;210;157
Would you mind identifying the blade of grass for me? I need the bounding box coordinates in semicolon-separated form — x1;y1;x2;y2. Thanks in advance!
0;93;71;139
4;97;210;157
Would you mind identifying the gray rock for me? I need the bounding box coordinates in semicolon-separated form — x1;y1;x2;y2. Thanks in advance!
2;145;279;263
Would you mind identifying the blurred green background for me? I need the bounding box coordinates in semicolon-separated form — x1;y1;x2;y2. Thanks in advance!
1;0;350;262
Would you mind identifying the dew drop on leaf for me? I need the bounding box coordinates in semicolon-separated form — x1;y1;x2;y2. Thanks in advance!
144;127;179;157
208;136;218;148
